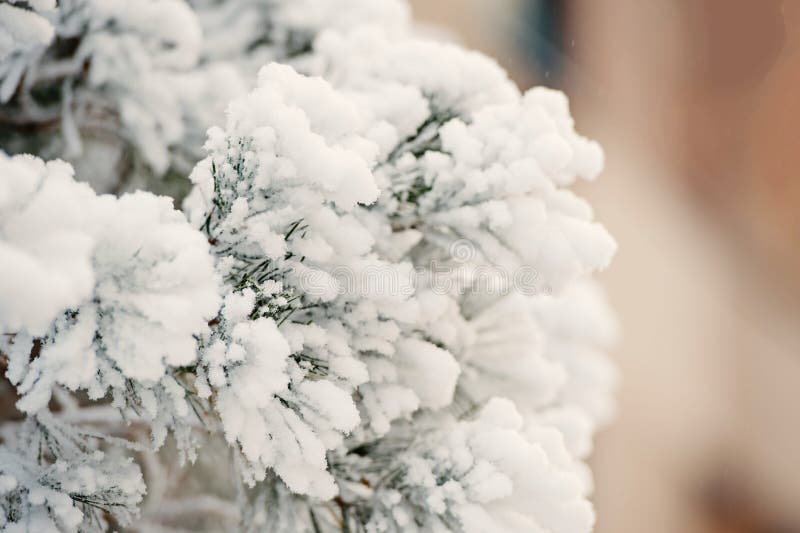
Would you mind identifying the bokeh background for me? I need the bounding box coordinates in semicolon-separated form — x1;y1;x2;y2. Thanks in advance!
409;1;800;532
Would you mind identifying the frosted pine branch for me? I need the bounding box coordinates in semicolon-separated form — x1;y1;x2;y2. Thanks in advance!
0;2;617;532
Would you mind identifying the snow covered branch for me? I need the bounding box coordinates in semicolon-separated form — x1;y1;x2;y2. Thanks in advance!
0;1;617;531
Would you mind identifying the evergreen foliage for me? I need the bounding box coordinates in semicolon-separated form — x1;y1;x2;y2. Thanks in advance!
0;2;616;531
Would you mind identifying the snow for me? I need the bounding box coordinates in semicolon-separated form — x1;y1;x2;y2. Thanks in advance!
0;1;618;530
0;153;220;416
185;63;419;496
395;337;460;409
0;2;54;103
0;4;54;63
364;400;594;533
0;155;96;336
0;414;145;532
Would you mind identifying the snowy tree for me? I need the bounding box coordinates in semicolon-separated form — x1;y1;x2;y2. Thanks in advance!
0;152;219;530
0;0;405;198
193;0;409;68
0;0;209;194
216;29;616;532
0;2;617;532
0;412;145;532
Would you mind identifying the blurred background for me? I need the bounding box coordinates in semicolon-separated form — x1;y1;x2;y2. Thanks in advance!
409;1;800;532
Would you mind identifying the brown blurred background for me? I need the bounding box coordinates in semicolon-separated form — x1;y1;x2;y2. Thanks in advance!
410;1;800;532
